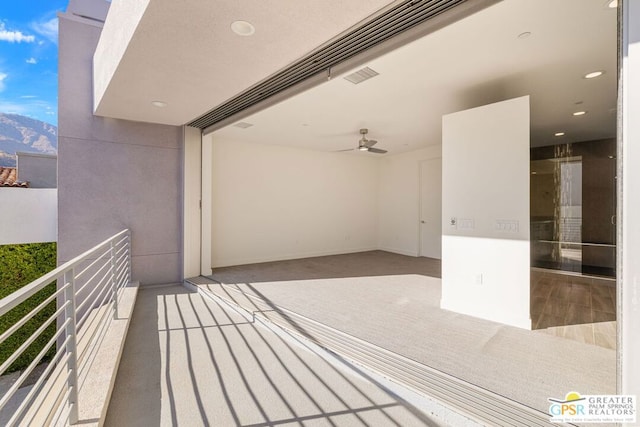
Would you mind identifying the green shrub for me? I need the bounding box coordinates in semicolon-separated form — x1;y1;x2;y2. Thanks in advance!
0;242;57;374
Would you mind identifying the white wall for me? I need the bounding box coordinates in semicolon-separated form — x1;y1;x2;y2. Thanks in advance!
183;126;201;278
211;138;379;267
0;189;57;245
378;145;441;256
441;96;531;329
16;153;57;189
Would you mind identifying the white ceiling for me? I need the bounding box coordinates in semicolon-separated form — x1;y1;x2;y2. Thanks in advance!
94;0;396;125
213;0;618;152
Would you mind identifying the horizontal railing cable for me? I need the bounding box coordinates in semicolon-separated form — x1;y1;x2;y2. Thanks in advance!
0;319;70;413
74;248;111;281
76;266;113;319
0;302;70;377
76;269;117;335
9;343;71;426
77;283;120;366
0;283;68;346
0;229;131;426
75;257;111;296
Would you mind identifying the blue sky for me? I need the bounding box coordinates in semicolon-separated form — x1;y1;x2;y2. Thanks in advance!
0;1;68;126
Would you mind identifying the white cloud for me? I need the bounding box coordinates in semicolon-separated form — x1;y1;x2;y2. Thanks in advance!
20;95;37;99
26;57;37;64
0;22;35;43
0;101;27;114
0;73;7;92
31;18;58;44
0;99;57;122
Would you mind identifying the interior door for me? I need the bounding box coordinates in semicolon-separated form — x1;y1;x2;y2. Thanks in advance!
420;158;442;259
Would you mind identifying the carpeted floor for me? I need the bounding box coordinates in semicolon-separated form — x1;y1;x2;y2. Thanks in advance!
210;251;616;414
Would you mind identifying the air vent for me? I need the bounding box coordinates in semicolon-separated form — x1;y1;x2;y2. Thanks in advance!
233;121;254;129
344;67;379;84
188;0;489;131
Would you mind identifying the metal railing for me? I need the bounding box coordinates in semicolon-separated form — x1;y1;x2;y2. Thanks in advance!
0;229;131;426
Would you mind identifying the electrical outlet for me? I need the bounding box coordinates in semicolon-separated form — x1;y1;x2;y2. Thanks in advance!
475;274;483;285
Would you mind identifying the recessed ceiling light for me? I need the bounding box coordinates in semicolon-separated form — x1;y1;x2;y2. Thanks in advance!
231;20;255;36
555;132;565;136
573;111;587;116
151;101;167;108
608;0;618;8
584;70;604;79
517;32;532;39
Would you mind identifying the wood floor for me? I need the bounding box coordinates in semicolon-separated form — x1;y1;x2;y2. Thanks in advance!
531;269;616;350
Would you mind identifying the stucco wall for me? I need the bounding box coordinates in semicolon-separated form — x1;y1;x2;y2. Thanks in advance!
58;13;182;285
16;153;57;188
0;189;57;244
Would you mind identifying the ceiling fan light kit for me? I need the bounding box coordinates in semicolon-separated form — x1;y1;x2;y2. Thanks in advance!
339;128;388;154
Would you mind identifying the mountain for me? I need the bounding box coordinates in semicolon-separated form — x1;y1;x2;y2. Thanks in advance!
0;113;57;167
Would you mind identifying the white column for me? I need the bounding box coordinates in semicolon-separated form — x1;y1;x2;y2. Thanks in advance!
441;96;531;329
200;133;213;276
620;0;640;403
183;126;202;278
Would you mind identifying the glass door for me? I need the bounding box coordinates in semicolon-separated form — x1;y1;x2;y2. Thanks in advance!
530;140;616;278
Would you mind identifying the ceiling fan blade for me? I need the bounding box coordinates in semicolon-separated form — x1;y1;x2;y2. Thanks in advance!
334;148;355;152
368;147;387;154
366;140;378;147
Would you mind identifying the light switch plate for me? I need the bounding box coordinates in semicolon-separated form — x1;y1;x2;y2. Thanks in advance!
495;219;519;232
459;218;475;230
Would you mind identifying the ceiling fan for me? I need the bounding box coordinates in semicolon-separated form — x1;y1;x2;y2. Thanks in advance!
337;128;387;154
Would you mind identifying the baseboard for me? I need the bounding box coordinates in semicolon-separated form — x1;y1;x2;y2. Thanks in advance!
376;246;420;257
212;246;379;268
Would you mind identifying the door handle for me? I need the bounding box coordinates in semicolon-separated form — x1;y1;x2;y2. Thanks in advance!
421;220;426;224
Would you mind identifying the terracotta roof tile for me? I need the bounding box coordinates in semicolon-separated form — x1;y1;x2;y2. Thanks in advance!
0;167;29;188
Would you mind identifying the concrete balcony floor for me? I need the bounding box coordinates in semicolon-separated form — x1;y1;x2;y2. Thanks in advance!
105;285;440;426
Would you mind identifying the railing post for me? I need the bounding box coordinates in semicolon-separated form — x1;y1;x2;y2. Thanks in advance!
64;269;79;424
110;240;118;319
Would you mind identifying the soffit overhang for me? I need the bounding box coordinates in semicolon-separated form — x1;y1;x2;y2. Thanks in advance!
93;0;398;126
